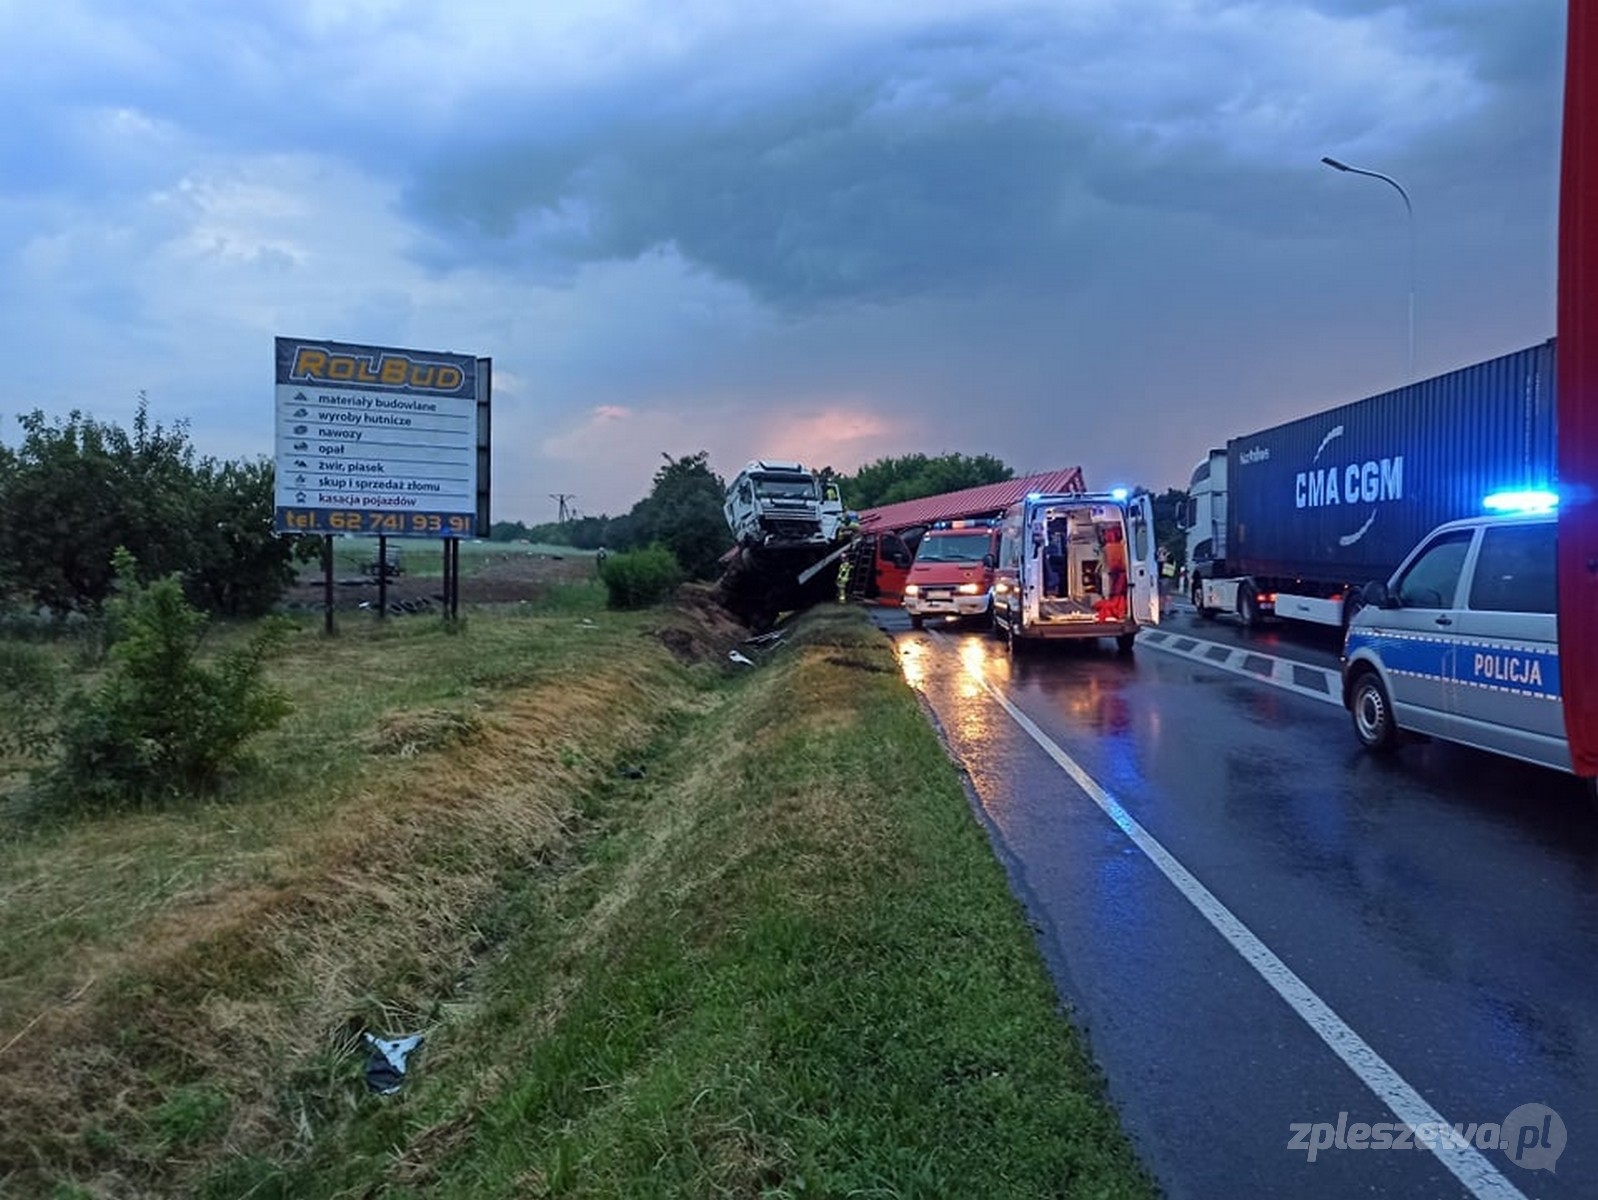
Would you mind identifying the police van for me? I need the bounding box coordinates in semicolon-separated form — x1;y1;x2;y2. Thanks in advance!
1341;500;1592;796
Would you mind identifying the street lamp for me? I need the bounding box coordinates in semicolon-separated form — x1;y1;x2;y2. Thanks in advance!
1322;155;1415;380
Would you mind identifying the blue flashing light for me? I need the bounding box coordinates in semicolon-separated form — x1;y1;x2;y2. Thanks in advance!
1483;489;1559;515
1026;492;1042;501
1110;487;1129;501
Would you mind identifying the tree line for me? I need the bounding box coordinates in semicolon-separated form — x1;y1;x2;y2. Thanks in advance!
0;400;1188;618
0;402;317;617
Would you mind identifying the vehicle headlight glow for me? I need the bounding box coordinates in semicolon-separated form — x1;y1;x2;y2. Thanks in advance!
957;583;981;594
903;583;919;595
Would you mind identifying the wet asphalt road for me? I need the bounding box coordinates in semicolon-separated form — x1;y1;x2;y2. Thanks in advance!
876;605;1598;1200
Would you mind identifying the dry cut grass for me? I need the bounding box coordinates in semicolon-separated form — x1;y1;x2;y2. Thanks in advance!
0;599;739;1197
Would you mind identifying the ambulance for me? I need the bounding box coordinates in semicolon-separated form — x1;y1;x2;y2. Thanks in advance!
991;490;1162;653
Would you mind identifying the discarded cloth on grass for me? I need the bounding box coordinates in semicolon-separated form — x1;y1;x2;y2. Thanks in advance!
363;1032;424;1094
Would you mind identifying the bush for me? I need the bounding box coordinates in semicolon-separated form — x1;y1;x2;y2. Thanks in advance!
46;550;292;807
0;640;60;759
600;545;683;610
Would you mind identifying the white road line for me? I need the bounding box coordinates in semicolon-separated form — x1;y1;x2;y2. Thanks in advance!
1138;630;1343;708
975;676;1530;1200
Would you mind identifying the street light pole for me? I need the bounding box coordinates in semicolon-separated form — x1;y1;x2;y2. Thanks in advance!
1322;156;1415;380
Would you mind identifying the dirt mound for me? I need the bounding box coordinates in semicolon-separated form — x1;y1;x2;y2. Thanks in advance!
649;585;756;664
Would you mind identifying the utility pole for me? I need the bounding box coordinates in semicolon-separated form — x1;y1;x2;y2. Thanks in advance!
549;493;576;523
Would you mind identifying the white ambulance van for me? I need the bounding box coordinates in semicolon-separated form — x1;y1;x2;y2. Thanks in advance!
991;490;1161;653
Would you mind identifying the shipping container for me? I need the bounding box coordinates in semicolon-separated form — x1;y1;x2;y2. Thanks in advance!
1184;340;1558;627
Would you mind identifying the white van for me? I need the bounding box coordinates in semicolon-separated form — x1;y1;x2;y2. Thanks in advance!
992;491;1161;653
1341;509;1593;797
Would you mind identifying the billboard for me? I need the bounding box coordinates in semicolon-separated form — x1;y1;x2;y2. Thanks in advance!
273;337;489;537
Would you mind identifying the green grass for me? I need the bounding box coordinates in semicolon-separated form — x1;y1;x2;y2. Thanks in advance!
0;583;630;1066
177;608;1156;1200
3;601;1152;1199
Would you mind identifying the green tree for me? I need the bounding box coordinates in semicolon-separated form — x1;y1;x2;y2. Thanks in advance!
489;520;531;542
186;459;319;617
0;401;313;615
837;453;1012;510
1144;486;1188;565
592;453;727;576
49;550;292;806
641;452;728;579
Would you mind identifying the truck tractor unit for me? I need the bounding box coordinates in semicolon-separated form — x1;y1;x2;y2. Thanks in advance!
1181;340;1556;630
725;460;830;548
716;459;852;629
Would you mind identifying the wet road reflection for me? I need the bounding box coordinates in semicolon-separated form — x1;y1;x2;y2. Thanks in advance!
883;611;1598;1200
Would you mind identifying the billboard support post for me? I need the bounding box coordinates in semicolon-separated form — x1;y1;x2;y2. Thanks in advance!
376;534;388;620
323;535;336;637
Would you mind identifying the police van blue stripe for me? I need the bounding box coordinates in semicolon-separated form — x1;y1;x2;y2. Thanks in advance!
1347;629;1561;700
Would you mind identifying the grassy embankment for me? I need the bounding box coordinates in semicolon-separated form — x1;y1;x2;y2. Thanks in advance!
0;589;1154;1199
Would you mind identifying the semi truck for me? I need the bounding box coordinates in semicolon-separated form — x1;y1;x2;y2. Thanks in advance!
1180;340;1557;629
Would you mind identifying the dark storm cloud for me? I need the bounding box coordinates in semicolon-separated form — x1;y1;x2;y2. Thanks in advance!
403;21;1115;309
399;1;1557;314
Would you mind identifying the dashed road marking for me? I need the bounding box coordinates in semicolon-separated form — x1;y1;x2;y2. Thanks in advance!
1139;628;1343;707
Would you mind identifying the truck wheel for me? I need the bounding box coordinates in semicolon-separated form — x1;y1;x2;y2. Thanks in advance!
1350;671;1398;752
1192;580;1217;620
1341;591;1365;631
1239;590;1261;629
1116;631;1137;655
909;613;924;630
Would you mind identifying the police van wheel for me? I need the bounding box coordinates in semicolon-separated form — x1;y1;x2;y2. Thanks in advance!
1350;671;1398;752
909;613;924;630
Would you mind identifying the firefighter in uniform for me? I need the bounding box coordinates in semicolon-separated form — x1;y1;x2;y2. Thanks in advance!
835;512;861;603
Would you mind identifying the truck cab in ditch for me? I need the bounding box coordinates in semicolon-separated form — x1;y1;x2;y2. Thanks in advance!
724;460;830;548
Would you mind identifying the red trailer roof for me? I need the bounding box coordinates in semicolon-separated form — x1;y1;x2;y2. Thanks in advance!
857;468;1085;531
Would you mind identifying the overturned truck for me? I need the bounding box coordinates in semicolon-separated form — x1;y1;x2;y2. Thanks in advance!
714;460;849;629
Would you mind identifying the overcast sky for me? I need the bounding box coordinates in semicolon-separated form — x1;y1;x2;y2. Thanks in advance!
1;0;1566;522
